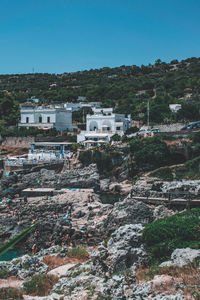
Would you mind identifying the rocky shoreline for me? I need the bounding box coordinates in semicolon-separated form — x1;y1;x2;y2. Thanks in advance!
0;164;199;299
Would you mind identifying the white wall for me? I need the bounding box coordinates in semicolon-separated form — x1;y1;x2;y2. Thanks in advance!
55;110;72;131
86;115;115;131
21;112;35;123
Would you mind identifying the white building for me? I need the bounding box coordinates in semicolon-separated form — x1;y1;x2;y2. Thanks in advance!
64;102;101;112
77;108;132;148
18;104;74;131
169;104;182;113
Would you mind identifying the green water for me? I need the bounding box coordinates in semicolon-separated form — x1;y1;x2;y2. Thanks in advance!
99;193;126;205
0;249;24;261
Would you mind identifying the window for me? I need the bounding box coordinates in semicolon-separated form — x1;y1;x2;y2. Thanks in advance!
26;117;29;123
116;126;121;130
39;116;42;123
47;116;50;123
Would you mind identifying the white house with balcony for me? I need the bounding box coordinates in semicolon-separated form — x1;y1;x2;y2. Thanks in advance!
77;108;132;148
18;104;74;131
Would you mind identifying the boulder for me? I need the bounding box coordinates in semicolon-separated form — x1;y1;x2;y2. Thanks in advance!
104;198;153;234
160;248;200;268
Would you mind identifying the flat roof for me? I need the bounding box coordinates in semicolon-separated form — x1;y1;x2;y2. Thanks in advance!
85;133;109;137
31;142;73;146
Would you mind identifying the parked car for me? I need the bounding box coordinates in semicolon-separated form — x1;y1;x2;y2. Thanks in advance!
151;128;160;133
137;128;160;136
181;121;200;130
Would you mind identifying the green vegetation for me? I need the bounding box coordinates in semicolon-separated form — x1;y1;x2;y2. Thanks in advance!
111;134;121;142
23;274;58;296
0;221;39;258
0;126;58;138
88;286;96;298
0;287;23;300
130;136;176;171
149;167;174;181
1;57;200;132
67;245;89;260
103;236;111;248
0;268;9;279
174;156;200;179
79;147;123;174
142;208;200;263
71;267;90;278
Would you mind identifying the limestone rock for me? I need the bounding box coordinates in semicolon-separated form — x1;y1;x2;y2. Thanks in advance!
92;224;147;275
160;248;200;268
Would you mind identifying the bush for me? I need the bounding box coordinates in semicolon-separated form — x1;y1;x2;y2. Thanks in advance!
142;208;200;263
0;268;9;279
23;274;58;296
125;126;139;135
0;287;23;300
130;137;173;170
111;134;121;142
67;245;89;260
175;156;200;180
149;167;173;181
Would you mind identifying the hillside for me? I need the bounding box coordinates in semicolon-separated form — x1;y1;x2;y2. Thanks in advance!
0;57;200;127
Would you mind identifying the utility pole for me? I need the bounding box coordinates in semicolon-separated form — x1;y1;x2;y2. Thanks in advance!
147;100;150;129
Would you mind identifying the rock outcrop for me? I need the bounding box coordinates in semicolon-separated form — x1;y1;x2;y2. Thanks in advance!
160;248;200;268
131;177;200;198
0;164;100;196
92;224;147;275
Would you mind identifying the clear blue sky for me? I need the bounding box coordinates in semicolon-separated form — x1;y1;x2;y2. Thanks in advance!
0;0;199;74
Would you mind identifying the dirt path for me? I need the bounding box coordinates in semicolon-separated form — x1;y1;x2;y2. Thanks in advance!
0;277;24;288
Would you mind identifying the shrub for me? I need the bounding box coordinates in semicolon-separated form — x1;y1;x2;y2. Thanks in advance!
0;287;23;299
130;137;173;171
0;268;9;279
23;274;58;296
67;245;89;260
103;236;111;248
142;208;200;263
125;126;139;135
111;134;121;142
174;156;200;180
149;167;173;181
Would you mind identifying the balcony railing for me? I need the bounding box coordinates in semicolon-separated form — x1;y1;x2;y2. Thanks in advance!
18;122;55;128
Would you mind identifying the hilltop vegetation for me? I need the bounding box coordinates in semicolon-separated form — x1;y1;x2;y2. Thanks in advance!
0;57;200;129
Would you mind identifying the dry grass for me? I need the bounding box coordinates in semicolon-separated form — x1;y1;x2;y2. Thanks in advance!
43;256;69;271
43;254;89;271
136;262;200;298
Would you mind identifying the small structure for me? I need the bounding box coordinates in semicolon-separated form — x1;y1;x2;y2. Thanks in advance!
169;104;182;113
77;108;132;148
18;104;74;131
4;142;73;171
29;142;73;160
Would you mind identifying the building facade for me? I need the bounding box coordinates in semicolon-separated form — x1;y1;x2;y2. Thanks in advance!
77;108;132;148
18;104;74;131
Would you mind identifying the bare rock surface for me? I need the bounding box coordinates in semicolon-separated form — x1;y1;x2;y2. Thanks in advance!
160;247;200;268
91;224;147;276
